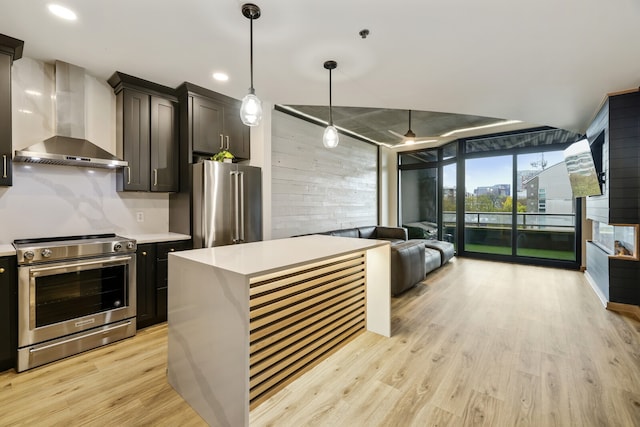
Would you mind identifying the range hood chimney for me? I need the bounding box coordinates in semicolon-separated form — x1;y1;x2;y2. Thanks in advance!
14;61;127;169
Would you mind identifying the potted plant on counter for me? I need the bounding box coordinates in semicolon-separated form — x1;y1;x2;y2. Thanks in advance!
211;150;235;163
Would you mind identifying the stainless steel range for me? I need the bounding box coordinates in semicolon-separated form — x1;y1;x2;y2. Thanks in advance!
13;233;137;372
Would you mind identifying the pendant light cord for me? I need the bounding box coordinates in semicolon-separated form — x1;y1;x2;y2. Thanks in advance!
329;67;333;126
408;109;412;130
249;15;254;92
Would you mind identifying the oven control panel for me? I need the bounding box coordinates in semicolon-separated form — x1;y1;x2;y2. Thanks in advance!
13;235;137;264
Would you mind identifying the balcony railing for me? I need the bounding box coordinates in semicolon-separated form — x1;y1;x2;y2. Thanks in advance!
443;211;575;231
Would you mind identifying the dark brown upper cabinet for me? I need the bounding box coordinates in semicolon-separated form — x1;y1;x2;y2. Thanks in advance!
0;34;24;187
178;82;250;160
109;72;179;192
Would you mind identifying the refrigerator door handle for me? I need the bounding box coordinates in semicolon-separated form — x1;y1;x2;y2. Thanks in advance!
239;171;245;243
232;171;240;243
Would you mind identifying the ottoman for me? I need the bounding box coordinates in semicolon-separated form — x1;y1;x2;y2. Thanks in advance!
423;240;455;266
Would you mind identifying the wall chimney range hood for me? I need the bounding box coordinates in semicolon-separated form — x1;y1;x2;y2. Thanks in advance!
14;61;127;169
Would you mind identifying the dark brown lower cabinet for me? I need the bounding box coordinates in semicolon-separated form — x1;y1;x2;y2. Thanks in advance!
0;256;17;372
136;240;191;329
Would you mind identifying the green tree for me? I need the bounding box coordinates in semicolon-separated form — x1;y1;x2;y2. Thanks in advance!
501;196;526;212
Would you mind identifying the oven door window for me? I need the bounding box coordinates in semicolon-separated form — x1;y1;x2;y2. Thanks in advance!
34;264;128;328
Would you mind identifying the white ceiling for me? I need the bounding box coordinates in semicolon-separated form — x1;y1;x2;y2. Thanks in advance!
1;0;639;137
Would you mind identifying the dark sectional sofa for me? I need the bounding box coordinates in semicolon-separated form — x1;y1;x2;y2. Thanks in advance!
318;226;454;296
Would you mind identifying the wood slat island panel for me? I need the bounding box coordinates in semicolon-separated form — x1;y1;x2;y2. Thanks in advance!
249;253;366;407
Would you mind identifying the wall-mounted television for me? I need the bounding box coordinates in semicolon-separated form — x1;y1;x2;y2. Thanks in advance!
563;138;603;197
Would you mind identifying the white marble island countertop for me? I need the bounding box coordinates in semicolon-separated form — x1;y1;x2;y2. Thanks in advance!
171;234;389;278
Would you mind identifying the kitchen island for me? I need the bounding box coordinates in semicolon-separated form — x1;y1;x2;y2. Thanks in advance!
167;234;391;427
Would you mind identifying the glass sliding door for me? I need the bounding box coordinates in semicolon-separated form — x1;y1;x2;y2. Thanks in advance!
516;151;576;260
400;167;438;239
464;155;513;255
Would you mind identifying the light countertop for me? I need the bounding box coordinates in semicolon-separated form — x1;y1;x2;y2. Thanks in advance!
122;232;191;244
171;234;389;278
0;244;16;257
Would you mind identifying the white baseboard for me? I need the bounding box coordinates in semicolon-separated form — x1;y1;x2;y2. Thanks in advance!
584;271;608;308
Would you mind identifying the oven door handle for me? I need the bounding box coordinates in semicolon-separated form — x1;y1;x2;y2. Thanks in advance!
28;256;133;275
29;320;133;353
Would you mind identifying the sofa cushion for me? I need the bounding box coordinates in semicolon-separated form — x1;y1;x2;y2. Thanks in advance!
424;247;442;275
375;226;408;242
390;240;426;296
329;228;359;238
357;226;377;239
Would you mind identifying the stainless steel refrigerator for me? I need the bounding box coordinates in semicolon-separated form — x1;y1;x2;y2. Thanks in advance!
192;160;262;248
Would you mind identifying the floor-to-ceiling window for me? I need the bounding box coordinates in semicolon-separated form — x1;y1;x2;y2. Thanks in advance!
398;127;582;269
399;150;440;239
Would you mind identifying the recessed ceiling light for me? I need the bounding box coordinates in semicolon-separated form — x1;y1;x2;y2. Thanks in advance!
48;4;77;21
212;72;229;82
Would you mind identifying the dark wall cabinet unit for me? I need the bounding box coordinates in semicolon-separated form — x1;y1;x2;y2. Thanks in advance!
585;90;640;306
168;83;249;236
109;72;179;192
178;82;249;160
0;255;17;372
0;34;24;187
136;240;191;329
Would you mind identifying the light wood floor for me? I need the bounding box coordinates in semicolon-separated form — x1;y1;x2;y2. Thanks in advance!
2;258;640;426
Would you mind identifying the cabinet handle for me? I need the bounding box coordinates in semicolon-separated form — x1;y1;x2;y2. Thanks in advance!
142;251;147;256
219;134;224;150
225;136;230;151
126;166;131;185
0;267;5;274
153;169;158;186
2;154;7;178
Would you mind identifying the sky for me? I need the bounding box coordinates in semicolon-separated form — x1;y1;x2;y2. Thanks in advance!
443;150;566;191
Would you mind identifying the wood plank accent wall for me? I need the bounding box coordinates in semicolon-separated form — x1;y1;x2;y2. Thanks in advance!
248;252;367;408
608;92;640;224
271;110;378;239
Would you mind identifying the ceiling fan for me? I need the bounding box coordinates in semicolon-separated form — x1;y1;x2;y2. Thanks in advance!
388;110;439;145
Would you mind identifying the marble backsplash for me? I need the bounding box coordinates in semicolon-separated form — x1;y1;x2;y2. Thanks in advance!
0;56;168;243
0;163;169;243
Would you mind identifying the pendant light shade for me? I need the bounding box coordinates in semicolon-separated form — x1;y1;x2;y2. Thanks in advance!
404;110;416;144
240;90;262;127
323;125;339;148
240;3;262;127
322;60;339;149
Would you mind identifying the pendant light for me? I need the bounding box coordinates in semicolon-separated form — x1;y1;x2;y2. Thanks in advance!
322;60;339;148
404;110;416;144
239;3;262;127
